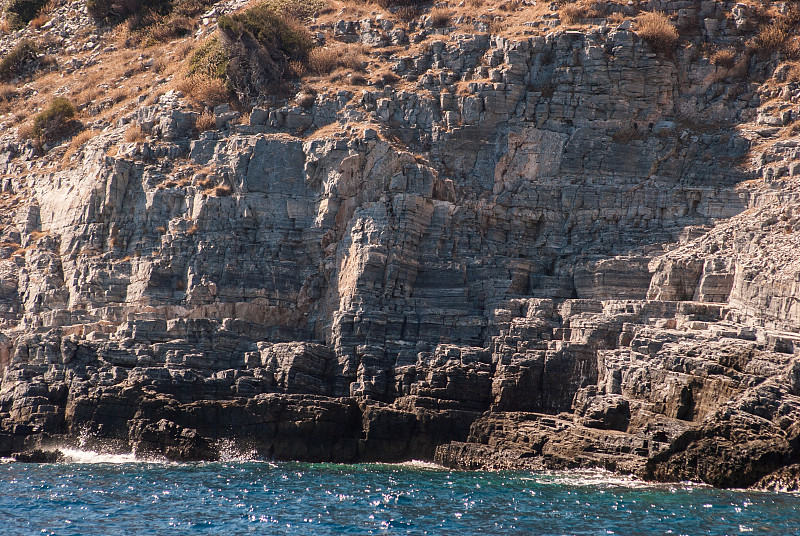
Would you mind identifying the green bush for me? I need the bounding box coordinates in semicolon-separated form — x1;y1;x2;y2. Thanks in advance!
214;2;314;102
0;40;38;81
31;97;79;143
4;0;48;29
218;4;313;63
187;36;228;80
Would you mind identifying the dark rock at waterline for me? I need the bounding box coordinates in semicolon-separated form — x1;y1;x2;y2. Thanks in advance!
129;419;219;462
641;407;799;488
752;464;800;492
12;449;64;463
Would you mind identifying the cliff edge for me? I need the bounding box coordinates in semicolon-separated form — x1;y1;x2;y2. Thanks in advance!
1;0;800;489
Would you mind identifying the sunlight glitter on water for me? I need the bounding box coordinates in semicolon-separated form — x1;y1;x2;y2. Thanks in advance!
1;460;798;535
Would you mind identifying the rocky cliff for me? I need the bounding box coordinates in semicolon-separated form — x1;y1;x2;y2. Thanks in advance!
1;0;800;489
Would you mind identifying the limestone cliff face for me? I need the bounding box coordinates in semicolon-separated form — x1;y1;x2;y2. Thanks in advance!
1;0;800;488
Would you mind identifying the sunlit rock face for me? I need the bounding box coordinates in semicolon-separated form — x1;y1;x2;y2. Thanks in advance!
1;1;800;489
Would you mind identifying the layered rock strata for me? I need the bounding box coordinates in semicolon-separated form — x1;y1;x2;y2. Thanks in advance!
1;1;800;489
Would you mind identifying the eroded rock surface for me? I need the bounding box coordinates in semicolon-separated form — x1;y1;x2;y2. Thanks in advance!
1;0;800;488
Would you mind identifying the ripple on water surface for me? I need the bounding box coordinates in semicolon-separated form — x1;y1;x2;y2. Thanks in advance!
1;453;799;535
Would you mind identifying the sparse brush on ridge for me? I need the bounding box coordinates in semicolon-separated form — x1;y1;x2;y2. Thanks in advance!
428;7;451;28
3;0;48;30
636;11;679;54
0;39;38;81
373;0;424;8
22;97;79;144
560;4;586;24
307;44;366;75
745;5;800;58
88;0;216;45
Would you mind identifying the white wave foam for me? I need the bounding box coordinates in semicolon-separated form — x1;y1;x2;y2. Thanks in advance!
217;439;261;463
59;448;162;464
393;460;447;470
524;469;701;489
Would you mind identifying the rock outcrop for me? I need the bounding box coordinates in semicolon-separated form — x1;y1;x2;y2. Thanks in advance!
1;0;799;488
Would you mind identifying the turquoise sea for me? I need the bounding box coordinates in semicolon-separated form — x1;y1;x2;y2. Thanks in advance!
1;450;799;535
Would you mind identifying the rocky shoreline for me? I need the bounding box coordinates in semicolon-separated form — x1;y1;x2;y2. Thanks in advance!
1;0;800;491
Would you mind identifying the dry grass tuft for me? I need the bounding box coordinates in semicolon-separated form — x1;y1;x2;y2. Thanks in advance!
710;48;736;68
195;110;215;131
636;11;679;54
607;11;625;24
751;24;789;56
213;185;232;197
0;82;16;112
397;4;420;22
428;7;451;28
307;44;367;75
560;4;586;24
177;75;230;107
30;12;48;28
124;122;145;142
61;129;99;163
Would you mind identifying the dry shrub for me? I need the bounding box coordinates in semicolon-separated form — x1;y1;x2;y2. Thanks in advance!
788;63;800;83
560;4;586;24
175;39;194;58
397;4;420;22
307;47;339;74
124;122;145;142
373;0;425;8
195;110;215;131
151;56;167;73
0;82;15;98
710;48;736;68
17;121;35;141
287;59;307;77
428;7;451;28
488;18;505;35
0;82;16;111
607;11;625;24
177;75;230;107
636;11;679;54
0;39;38;81
307;44;366;75
61;129;99;162
348;73;367;85
295;88;316;108
30;12;48;28
27;97;79;143
751;24;789;56
213;185;232;197
498;0;519;12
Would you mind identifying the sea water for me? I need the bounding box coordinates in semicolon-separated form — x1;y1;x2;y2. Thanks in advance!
1;451;799;535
